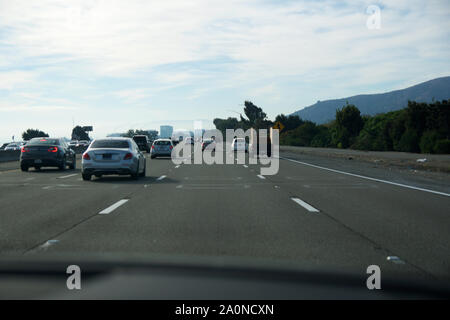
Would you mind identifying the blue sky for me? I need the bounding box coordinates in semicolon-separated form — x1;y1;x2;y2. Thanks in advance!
0;0;449;143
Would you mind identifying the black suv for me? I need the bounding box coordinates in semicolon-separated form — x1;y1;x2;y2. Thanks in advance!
132;135;150;153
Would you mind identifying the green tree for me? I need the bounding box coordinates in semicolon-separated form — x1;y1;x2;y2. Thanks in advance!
22;129;49;141
242;101;268;129
280;121;319;146
274;114;304;131
71;126;90;141
334;103;364;148
213;117;241;136
122;129;158;141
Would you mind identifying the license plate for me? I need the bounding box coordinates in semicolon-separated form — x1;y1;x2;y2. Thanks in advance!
103;154;112;159
34;159;42;164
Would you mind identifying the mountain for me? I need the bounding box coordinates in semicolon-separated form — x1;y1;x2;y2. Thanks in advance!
291;76;450;124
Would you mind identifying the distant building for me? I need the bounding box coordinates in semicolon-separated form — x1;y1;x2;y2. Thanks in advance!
160;125;173;139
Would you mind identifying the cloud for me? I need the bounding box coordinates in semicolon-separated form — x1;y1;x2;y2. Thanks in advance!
0;71;36;90
0;0;449;141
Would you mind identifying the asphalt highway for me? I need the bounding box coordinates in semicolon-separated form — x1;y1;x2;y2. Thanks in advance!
0;150;449;285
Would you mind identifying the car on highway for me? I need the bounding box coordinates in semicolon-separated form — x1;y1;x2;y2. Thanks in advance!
201;139;216;152
0;142;11;150
184;137;194;145
78;140;90;147
81;137;146;180
4;142;24;151
231;138;248;152
150;139;174;159
19;137;76;171
132;135;151;153
68;140;78;148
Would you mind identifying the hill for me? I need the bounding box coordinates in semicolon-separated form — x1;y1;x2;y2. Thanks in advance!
291;76;450;124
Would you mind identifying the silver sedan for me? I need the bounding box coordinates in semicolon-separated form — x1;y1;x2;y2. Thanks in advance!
81;138;146;181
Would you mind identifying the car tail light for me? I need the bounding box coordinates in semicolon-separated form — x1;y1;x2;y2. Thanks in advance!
21;147;29;153
151;145;155;149
82;153;90;160
169;145;173;150
124;153;133;160
48;147;58;153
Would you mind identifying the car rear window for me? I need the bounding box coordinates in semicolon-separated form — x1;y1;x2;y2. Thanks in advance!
133;136;147;142
27;138;60;145
91;140;129;148
154;140;171;146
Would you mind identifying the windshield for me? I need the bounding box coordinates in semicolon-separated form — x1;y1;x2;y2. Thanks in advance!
27;138;60;145
0;0;449;302
90;140;129;148
154;140;171;145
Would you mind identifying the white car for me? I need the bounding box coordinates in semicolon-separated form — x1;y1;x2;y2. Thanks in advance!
78;140;90;147
184;137;194;145
81;138;146;181
231;138;248;152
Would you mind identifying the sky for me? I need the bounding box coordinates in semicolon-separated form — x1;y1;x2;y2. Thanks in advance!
0;0;449;143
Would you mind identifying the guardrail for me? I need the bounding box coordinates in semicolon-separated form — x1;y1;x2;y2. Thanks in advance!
0;150;20;162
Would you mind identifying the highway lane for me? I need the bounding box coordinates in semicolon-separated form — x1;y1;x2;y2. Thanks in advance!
0;151;449;285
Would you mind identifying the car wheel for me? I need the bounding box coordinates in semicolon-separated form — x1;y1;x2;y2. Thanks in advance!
151;155;156;159
69;158;76;169
131;164;139;179
59;159;66;171
139;162;146;177
20;164;28;172
82;173;91;181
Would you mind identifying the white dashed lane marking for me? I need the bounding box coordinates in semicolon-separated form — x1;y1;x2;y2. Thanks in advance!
58;173;77;179
257;174;266;180
99;199;129;215
38;239;59;251
291;197;320;213
157;175;166;181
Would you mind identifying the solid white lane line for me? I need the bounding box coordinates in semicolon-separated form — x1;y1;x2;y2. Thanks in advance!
387;256;405;264
282;157;450;197
157;175;166;181
38;239;59;251
58;173;77;179
257;174;266;179
99;199;129;215
291;197;320;213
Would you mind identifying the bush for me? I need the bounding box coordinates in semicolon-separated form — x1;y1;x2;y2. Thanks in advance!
280;121;319;146
397;129;420;153
310;126;332;147
419;130;440;154
434;139;450;154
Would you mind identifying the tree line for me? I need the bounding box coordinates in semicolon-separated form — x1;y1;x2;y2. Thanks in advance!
214;100;450;154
